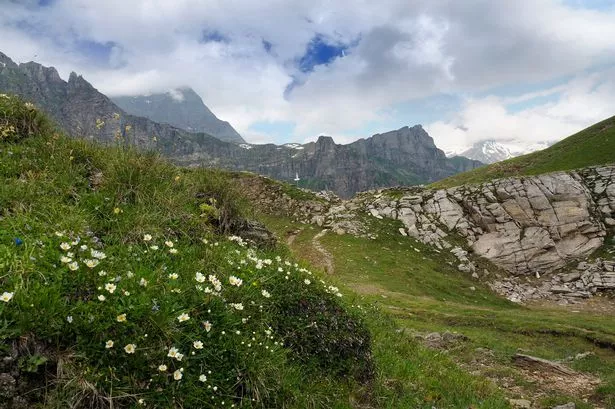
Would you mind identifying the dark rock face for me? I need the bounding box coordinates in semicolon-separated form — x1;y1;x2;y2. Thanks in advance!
112;88;245;144
0;52;482;198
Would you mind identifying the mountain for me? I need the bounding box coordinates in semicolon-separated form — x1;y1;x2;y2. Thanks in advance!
456;140;514;164
0;52;482;198
433;115;615;189
112;88;245;144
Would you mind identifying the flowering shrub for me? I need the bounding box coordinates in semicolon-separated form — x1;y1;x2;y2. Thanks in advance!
0;94;51;142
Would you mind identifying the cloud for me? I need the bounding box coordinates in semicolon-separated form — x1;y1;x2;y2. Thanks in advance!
425;69;615;153
0;0;614;146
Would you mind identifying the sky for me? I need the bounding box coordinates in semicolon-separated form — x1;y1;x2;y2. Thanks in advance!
1;0;615;153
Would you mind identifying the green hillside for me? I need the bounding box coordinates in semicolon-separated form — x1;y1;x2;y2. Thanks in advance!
433;115;615;189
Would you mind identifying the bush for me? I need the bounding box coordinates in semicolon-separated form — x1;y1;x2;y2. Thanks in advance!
0;94;52;142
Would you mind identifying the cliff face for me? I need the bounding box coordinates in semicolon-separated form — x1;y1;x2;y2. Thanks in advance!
112;88;245;144
0;52;482;198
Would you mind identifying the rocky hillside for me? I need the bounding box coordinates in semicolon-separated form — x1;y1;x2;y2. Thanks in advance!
0;52;481;198
112;87;245;144
240;164;615;302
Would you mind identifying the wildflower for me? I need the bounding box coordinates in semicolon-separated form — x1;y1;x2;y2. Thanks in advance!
229;303;244;311
168;273;179;280
199;374;207;382
208;275;222;291
143;234;152;242
169;248;178;254
116;314;127;322
139;278;148;287
14;237;23;246
113;207;122;214
80;245;88;251
165;241;174;248
105;283;116;293
261;290;271;298
105;340;114;348
304;279;311;285
84;259;99;268
229;276;243;287
158;364;167;372
174;175;180;181
195;272;206;283
167;347;180;358
193;340;203;349
54;231;64;237
60;256;72;264
68;261;79;271
173;369;183;380
203;321;212;332
67;251;75;258
138;399;145;405
91;249;106;259
98;270;107;277
60;242;71;251
98;294;106;301
126;271;134;278
150;245;159;250
124;344;136;354
177;313;190;322
66;316;73;323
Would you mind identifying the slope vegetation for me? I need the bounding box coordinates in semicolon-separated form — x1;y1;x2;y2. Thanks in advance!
433;115;615;189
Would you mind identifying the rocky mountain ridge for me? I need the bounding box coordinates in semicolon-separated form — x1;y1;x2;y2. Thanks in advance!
112;87;245;144
240;164;615;302
0;51;482;197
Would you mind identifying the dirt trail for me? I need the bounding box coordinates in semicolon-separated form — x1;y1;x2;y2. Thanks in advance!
312;229;335;274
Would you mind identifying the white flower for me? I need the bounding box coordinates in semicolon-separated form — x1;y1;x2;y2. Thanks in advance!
229;276;243;287
116;313;127;322
203;321;212;332
304;279;311;285
165;240;174;248
60;256;72;264
173;369;183;380
168;273;179;280
68;261;79;271
80;245;88;251
261;290;271;298
98;270;107;276
105;340;114;349
1;292;14;302
66;316;73;323
195;272;206;283
193;340;203;349
91;249;106;259
150;245;159;250
60;242;71;251
143;234;152;242
167;347;179;358
126;271;134;278
169;248;178;254
177;313;190;322
199;374;207;382
139;278;148;287
97;294;106;301
84;259;99;268
105;283;116;293
54;231;64;237
158;364;167;372
67;252;74;258
124;344;136;354
229;303;244;311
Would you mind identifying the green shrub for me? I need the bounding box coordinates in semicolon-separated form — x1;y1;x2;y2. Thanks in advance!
0;94;52;142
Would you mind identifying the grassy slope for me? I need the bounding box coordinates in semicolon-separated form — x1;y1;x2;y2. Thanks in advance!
432;115;615;189
261;214;615;409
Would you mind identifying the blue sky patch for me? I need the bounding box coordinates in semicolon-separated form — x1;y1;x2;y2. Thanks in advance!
200;30;229;44
75;39;117;66
249;120;296;144
298;34;350;73
262;39;273;54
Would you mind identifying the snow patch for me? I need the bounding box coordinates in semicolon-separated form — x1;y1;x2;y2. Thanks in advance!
239;144;253;150
283;143;304;150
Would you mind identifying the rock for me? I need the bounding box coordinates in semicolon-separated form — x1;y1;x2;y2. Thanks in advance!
577;261;589;270
0;373;16;399
551;285;572;294
398;228;407;237
551;403;575;409
605;217;615;226
560;272;581;283
509;399;532;409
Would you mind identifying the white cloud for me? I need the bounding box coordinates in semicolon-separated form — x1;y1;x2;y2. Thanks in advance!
426;69;615;153
0;0;614;146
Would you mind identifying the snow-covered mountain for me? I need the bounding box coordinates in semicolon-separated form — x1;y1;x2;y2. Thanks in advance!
450;140;551;164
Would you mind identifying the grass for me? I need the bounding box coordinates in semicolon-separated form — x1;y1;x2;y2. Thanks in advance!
432;115;615;189
260;214;615;408
0;95;373;408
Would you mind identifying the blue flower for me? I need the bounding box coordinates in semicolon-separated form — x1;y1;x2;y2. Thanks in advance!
13;237;23;246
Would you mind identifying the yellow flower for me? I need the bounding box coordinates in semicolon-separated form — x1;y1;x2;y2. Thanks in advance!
1;292;14;303
174;175;180;181
105;340;114;349
124;344;136;354
113;207;122;214
177;313;190;323
116;313;127;322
